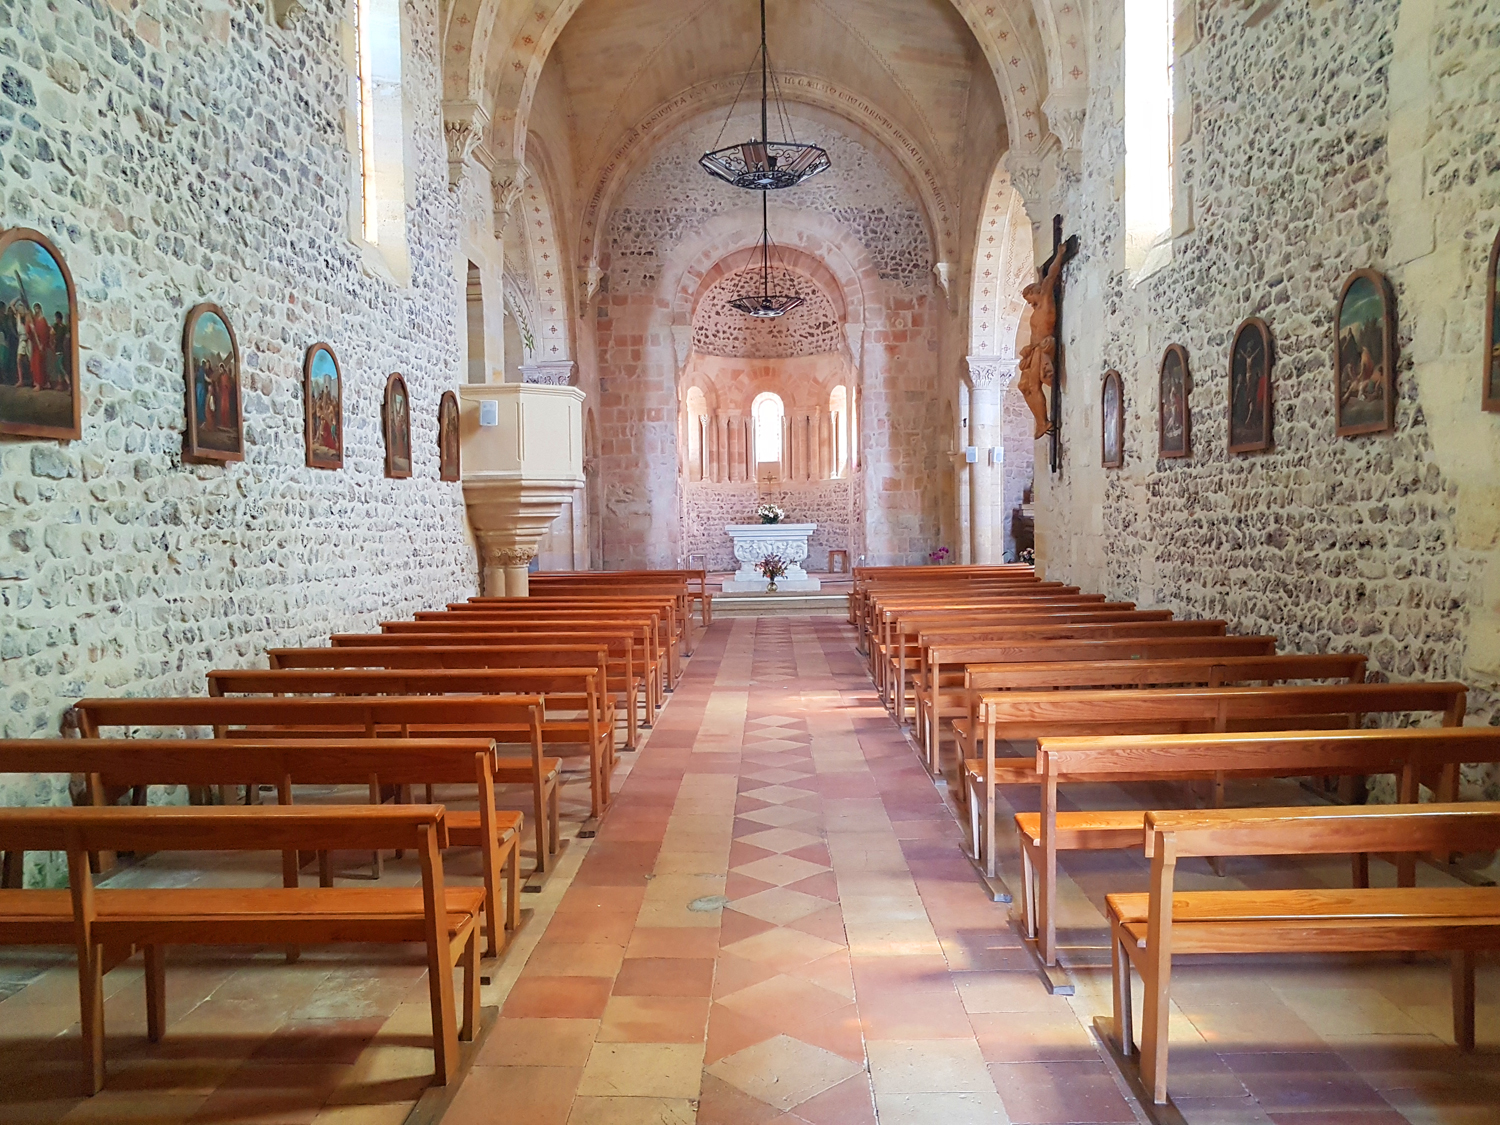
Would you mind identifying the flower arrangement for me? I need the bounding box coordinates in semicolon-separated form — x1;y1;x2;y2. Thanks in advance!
756;554;789;591
756;502;785;525
1018;547;1035;566
928;546;950;565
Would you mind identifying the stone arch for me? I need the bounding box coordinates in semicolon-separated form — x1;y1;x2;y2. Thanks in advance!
968;163;1035;361
504;141;574;369
443;0;1067;186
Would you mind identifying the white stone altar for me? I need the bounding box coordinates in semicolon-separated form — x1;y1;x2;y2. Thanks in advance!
721;523;822;593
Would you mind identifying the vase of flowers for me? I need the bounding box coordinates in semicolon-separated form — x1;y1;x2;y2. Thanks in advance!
1018;547;1035;566
756;503;785;525
928;546;950;565
756;554;789;593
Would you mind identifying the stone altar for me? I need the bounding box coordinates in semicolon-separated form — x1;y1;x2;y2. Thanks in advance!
721;523;822;593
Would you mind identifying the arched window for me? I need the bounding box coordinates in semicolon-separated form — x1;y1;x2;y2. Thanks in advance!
1125;0;1175;278
752;392;784;479
685;387;709;482
829;385;848;478
351;0;408;279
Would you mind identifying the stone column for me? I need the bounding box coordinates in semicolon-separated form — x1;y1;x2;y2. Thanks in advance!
966;356;1017;564
478;543;538;597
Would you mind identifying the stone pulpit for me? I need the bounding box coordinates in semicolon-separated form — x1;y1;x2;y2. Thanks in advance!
721;523;821;593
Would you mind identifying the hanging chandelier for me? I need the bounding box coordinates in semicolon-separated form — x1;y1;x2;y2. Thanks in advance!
700;0;830;190
729;192;804;318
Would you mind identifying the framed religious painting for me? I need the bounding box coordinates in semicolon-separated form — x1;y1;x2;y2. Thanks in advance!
303;343;343;470
1158;344;1191;459
1101;369;1123;469
1228;317;1274;454
382;372;412;479
182;302;243;464
1334;268;1396;436
0;227;81;440
438;390;460;481
1483;230;1500;413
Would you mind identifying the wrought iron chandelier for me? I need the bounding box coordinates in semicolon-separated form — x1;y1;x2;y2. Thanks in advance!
729;192;804;318
700;0;830;190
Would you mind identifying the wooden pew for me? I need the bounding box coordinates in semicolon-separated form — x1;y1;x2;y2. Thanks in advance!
897;619;1233;760
964;681;1469;899
853;572;1056;645
206;667;615;822
333;627;658;728
857;579;1070;653
0;737;523;957
267;643;644;752
428;603;681;688
945;652;1368;778
1021;723;1500;971
461;594;691;660
0;805;482;1092
66;695;562;877
382;616;670;707
1107;804;1500;1103
529;568;712;627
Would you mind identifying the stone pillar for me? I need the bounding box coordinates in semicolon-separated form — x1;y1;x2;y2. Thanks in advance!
478;543;538;596
966;356;1017;564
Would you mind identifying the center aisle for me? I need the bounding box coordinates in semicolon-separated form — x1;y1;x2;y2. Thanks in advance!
445;616;1136;1124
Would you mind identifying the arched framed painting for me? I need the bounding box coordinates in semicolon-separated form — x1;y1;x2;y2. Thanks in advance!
1101;369;1123;469
182;302;243;464
1484;230;1500;413
1334;269;1396;437
1158;344;1190;459
438;390;460;482
303;343;343;470
0;227;81;440
383;372;412;479
1228;317;1274;454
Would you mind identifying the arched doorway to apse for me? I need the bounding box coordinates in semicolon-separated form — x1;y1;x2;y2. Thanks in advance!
964;165;1037;564
677;251;858;574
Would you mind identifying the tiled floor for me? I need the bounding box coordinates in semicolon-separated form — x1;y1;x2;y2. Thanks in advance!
2;615;1496;1124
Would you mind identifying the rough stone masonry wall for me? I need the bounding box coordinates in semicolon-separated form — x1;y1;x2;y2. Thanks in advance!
597;112;945;568
1037;0;1499;791
0;0;477;865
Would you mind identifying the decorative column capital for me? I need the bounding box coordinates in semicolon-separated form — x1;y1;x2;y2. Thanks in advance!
1042;88;1088;156
491;160;528;239
443;100;490;190
489;545;538;568
965;355;1019;394
519;361;577;387
267;0;306;29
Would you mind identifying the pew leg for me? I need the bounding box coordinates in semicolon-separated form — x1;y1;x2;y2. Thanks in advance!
481;837;501;960
318;851;334;887
1111;924;1134;1058
1140;965;1171;1104
532;781;549;877
506;830;521;931
1452;950;1476;1052
1;849;21;888
144;945;166;1044
79;942;105;1095
1019;838;1038;941
550;783;561;855
966;779;981;863
1351;852;1370;889
459;927;479;1044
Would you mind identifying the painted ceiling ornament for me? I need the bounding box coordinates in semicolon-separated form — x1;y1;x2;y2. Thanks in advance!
728;191;804;319
699;0;830;190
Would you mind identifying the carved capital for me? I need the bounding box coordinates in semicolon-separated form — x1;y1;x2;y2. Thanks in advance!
931;261;954;309
519;361;577;387
581;258;605;305
965;355;1019;393
491;160;528;239
1003;150;1050;215
1042;89;1088;154
489;546;538;568
443;100;490;190
267;0;305;29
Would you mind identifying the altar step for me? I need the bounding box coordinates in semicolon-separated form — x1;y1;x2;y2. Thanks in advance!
712;592;849;618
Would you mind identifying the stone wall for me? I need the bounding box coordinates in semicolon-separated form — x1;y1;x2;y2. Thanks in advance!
682;481;854;573
0;0;478;871
692;266;843;359
1036;0;1499;791
596;110;947;567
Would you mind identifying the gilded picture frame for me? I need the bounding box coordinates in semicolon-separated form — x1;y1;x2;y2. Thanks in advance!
1101;369;1124;469
1228;317;1274;455
1334;268;1396;437
0;227;81;441
1158;343;1190;459
303;343;344;470
182;302;244;464
383;372;412;479
438;390;460;482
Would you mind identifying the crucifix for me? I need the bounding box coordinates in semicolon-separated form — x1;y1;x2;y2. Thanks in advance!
1016;214;1079;474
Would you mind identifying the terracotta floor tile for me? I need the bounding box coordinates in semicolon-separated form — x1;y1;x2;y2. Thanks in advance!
502;976;614;1020
596;995;710;1043
564;1095;697;1124
696;1072;786;1125
576;1041;704;1099
707;1034;863;1112
523;942;627;979
543;910;639;947
624;927;723;960
788;1073;878;1125
611;957;716;998
475;1018;599;1067
970;1009;1100;1064
441;1064;581;1125
704;1002;781;1066
989;1060;1137;1124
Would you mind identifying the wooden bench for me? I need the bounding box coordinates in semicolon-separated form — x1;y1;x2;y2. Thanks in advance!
0;805;482;1092
455;595;689;668
267;643;645;751
526;569;710;630
206;666;615;822
1022;723;1499;968
0;737;523;957
1107;804;1500;1103
857;580;1074;653
964;681;1469;896
920;636;1283;774
379;617;668;711
333;627;657;728
65;695;562;877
